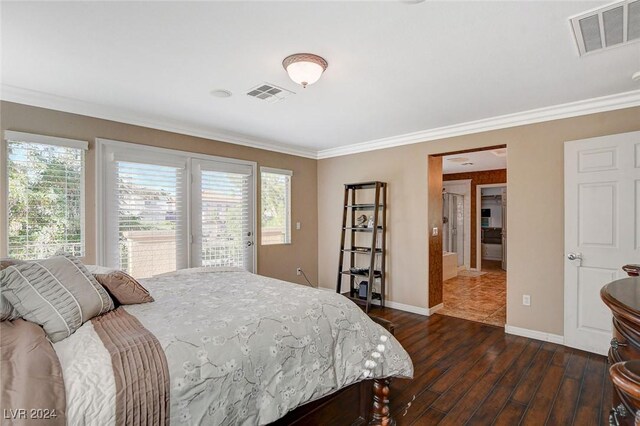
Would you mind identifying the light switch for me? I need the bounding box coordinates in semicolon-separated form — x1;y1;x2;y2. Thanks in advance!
296;222;301;230
432;227;438;236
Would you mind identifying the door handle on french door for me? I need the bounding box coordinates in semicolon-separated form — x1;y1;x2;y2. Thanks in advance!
567;252;582;261
247;241;254;247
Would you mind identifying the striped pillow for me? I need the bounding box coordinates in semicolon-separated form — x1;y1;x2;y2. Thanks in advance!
0;253;114;342
0;258;24;321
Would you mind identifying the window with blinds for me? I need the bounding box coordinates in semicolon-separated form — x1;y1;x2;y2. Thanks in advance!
260;168;292;245
99;140;256;277
109;159;187;279
5;132;87;259
195;163;252;269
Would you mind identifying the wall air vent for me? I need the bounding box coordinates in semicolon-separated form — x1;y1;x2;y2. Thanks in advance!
246;83;294;103
570;0;640;56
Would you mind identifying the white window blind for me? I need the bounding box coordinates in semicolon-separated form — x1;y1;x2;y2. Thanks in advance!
99;140;256;276
261;167;292;245
5;134;86;259
194;162;253;270
107;156;187;278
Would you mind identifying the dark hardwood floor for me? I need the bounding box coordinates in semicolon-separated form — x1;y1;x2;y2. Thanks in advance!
372;308;611;425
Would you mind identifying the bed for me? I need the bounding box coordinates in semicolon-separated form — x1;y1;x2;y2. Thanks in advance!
1;267;413;425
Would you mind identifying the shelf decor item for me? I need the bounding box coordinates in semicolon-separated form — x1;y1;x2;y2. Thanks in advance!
336;181;387;313
358;281;368;299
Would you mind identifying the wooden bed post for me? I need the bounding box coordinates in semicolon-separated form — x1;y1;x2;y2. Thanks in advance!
366;315;396;425
370;378;394;426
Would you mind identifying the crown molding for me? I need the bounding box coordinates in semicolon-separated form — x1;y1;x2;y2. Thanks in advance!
0;85;318;159
3;85;639;161
316;89;640;159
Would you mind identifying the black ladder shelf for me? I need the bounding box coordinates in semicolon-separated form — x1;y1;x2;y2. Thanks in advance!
336;181;387;313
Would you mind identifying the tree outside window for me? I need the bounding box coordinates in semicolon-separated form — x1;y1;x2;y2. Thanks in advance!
7;140;84;259
261;169;291;245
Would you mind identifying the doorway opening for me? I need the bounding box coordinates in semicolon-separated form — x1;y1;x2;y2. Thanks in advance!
477;183;507;272
427;145;507;327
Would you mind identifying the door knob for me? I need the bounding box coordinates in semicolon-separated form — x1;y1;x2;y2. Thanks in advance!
247;241;254;247
567;252;582;261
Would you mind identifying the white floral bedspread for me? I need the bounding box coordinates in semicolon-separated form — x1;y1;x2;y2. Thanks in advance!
124;270;413;425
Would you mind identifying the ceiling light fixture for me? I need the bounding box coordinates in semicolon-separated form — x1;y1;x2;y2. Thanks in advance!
282;53;328;88
633;71;640;82
447;157;470;163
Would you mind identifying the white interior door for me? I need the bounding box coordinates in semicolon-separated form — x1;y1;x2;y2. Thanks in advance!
564;130;640;355
191;159;255;272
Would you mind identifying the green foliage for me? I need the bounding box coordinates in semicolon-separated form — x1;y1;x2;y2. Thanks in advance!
8;143;83;259
261;173;288;228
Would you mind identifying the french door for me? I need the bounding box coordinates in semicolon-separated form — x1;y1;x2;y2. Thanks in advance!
100;140;256;277
191;159;255;272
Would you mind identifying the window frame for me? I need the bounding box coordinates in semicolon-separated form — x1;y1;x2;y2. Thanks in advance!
260;166;293;246
2;131;88;259
95;138;257;273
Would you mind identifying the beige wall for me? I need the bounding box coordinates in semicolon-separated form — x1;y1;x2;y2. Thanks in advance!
3;100;639;336
0;101;318;286
318;107;640;335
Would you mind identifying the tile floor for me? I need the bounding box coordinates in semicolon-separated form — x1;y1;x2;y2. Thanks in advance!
439;260;507;327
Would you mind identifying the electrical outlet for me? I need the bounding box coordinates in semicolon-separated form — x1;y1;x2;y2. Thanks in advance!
296;267;302;276
522;295;531;306
296;222;301;230
432;227;438;236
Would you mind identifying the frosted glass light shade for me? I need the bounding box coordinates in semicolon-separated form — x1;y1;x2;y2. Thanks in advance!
282;54;328;88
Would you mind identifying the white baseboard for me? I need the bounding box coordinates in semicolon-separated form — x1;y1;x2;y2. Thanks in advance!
428;303;443;315
504;324;564;345
385;300;429;316
317;287;429;316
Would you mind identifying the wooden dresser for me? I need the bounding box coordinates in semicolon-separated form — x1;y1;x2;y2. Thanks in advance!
601;270;640;425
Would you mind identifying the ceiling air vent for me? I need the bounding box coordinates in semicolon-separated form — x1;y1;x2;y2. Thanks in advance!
570;0;640;56
246;83;294;103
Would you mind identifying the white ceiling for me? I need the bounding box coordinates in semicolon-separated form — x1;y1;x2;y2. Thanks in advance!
2;1;639;158
442;149;507;174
